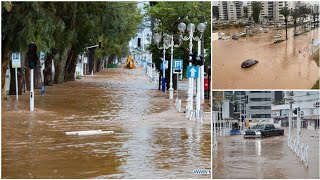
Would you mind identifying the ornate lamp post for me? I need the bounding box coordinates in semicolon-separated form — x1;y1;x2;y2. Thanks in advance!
178;22;206;118
154;33;170;92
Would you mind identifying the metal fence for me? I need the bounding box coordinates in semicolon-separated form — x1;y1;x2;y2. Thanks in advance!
288;136;309;168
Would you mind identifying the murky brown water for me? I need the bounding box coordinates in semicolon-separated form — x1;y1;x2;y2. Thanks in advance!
2;66;211;178
212;128;319;179
212;27;319;89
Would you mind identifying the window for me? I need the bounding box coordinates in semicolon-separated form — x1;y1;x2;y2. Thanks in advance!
250;98;271;101
251;114;271;118
249;91;271;93
250;106;271;110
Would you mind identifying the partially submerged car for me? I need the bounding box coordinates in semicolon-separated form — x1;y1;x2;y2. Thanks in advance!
244;124;284;139
241;59;258;68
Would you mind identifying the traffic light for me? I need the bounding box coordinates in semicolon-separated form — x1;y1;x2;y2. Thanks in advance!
188;53;194;64
197;55;204;66
27;43;38;69
99;41;102;49
293;108;297;115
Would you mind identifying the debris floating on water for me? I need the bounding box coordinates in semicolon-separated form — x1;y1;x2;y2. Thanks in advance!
65;130;114;136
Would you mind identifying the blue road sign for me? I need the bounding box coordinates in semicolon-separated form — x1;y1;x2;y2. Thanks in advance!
173;59;183;70
187;66;199;78
160;61;168;70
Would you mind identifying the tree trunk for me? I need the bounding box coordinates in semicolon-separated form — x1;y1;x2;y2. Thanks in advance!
88;48;95;74
66;51;78;81
34;58;42;89
285;19;288;40
96;58;102;72
44;51;56;86
64;48;75;82
54;46;71;84
1;42;11;90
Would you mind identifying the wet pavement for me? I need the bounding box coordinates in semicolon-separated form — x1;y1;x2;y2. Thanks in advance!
2;65;211;179
212;128;319;179
212;27;319;89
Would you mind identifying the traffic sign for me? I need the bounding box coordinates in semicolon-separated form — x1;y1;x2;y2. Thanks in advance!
173;59;183;70
40;51;45;61
83;57;88;64
173;59;183;74
160;60;168;70
11;52;21;68
187;66;199;78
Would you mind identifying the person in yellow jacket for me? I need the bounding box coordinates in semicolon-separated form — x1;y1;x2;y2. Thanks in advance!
126;55;135;69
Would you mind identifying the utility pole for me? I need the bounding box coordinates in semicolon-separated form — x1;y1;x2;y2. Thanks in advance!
200;1;205;104
289;96;293;139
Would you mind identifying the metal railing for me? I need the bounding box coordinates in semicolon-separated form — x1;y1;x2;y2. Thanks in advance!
288;136;309;168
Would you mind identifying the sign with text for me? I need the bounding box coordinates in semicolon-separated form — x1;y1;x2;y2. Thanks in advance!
11;52;21;68
173;59;183;74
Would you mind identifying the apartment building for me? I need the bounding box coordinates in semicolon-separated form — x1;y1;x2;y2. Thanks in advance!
247;1;294;22
218;1;244;21
245;91;283;122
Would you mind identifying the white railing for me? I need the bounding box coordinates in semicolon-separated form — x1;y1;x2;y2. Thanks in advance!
288;136;309;168
175;98;182;113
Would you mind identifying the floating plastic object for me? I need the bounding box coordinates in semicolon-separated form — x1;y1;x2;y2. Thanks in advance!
65;130;114;136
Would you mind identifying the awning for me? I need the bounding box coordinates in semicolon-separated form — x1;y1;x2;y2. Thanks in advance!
303;115;320;120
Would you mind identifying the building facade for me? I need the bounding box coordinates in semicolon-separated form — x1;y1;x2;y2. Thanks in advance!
218;1;244;21
247;1;294;22
272;91;320;130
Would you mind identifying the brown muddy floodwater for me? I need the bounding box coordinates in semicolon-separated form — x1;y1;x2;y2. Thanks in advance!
212;27;319;89
212;128;319;179
2;66;211;179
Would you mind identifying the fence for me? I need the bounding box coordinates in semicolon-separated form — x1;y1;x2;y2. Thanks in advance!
288;136;309;168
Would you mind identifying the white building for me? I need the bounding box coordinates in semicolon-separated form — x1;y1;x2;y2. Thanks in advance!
218;1;244;21
247;1;294;22
129;2;152;61
272;91;320;130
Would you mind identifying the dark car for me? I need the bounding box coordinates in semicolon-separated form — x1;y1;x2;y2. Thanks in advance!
241;59;258;68
232;35;238;40
244;124;284;139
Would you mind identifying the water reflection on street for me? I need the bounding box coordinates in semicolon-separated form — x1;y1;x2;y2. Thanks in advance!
212;27;319;89
2;66;210;178
212;129;319;179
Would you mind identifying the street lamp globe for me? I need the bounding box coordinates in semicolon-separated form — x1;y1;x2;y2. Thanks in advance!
178;22;186;33
164;34;171;44
154;33;161;45
197;23;206;33
187;23;195;32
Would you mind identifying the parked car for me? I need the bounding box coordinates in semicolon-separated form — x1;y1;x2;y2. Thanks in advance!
244;124;284;139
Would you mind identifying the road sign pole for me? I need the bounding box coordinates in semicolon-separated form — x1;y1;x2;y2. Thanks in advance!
169;36;174;99
196;67;201;120
162;44;166;92
176;74;179;99
30;69;34;112
15;68;18;100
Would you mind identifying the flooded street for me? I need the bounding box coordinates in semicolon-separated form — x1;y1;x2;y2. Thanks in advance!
212;128;319;179
2;65;211;178
212;27;319;89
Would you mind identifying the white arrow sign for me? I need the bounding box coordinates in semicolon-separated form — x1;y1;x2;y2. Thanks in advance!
190;67;196;77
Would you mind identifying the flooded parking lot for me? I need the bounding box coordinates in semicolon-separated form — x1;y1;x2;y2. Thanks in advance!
2;66;211;178
212;27;319;89
212;128;319;179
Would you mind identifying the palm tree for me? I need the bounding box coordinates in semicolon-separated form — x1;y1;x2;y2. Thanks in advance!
290;8;300;33
280;7;290;40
